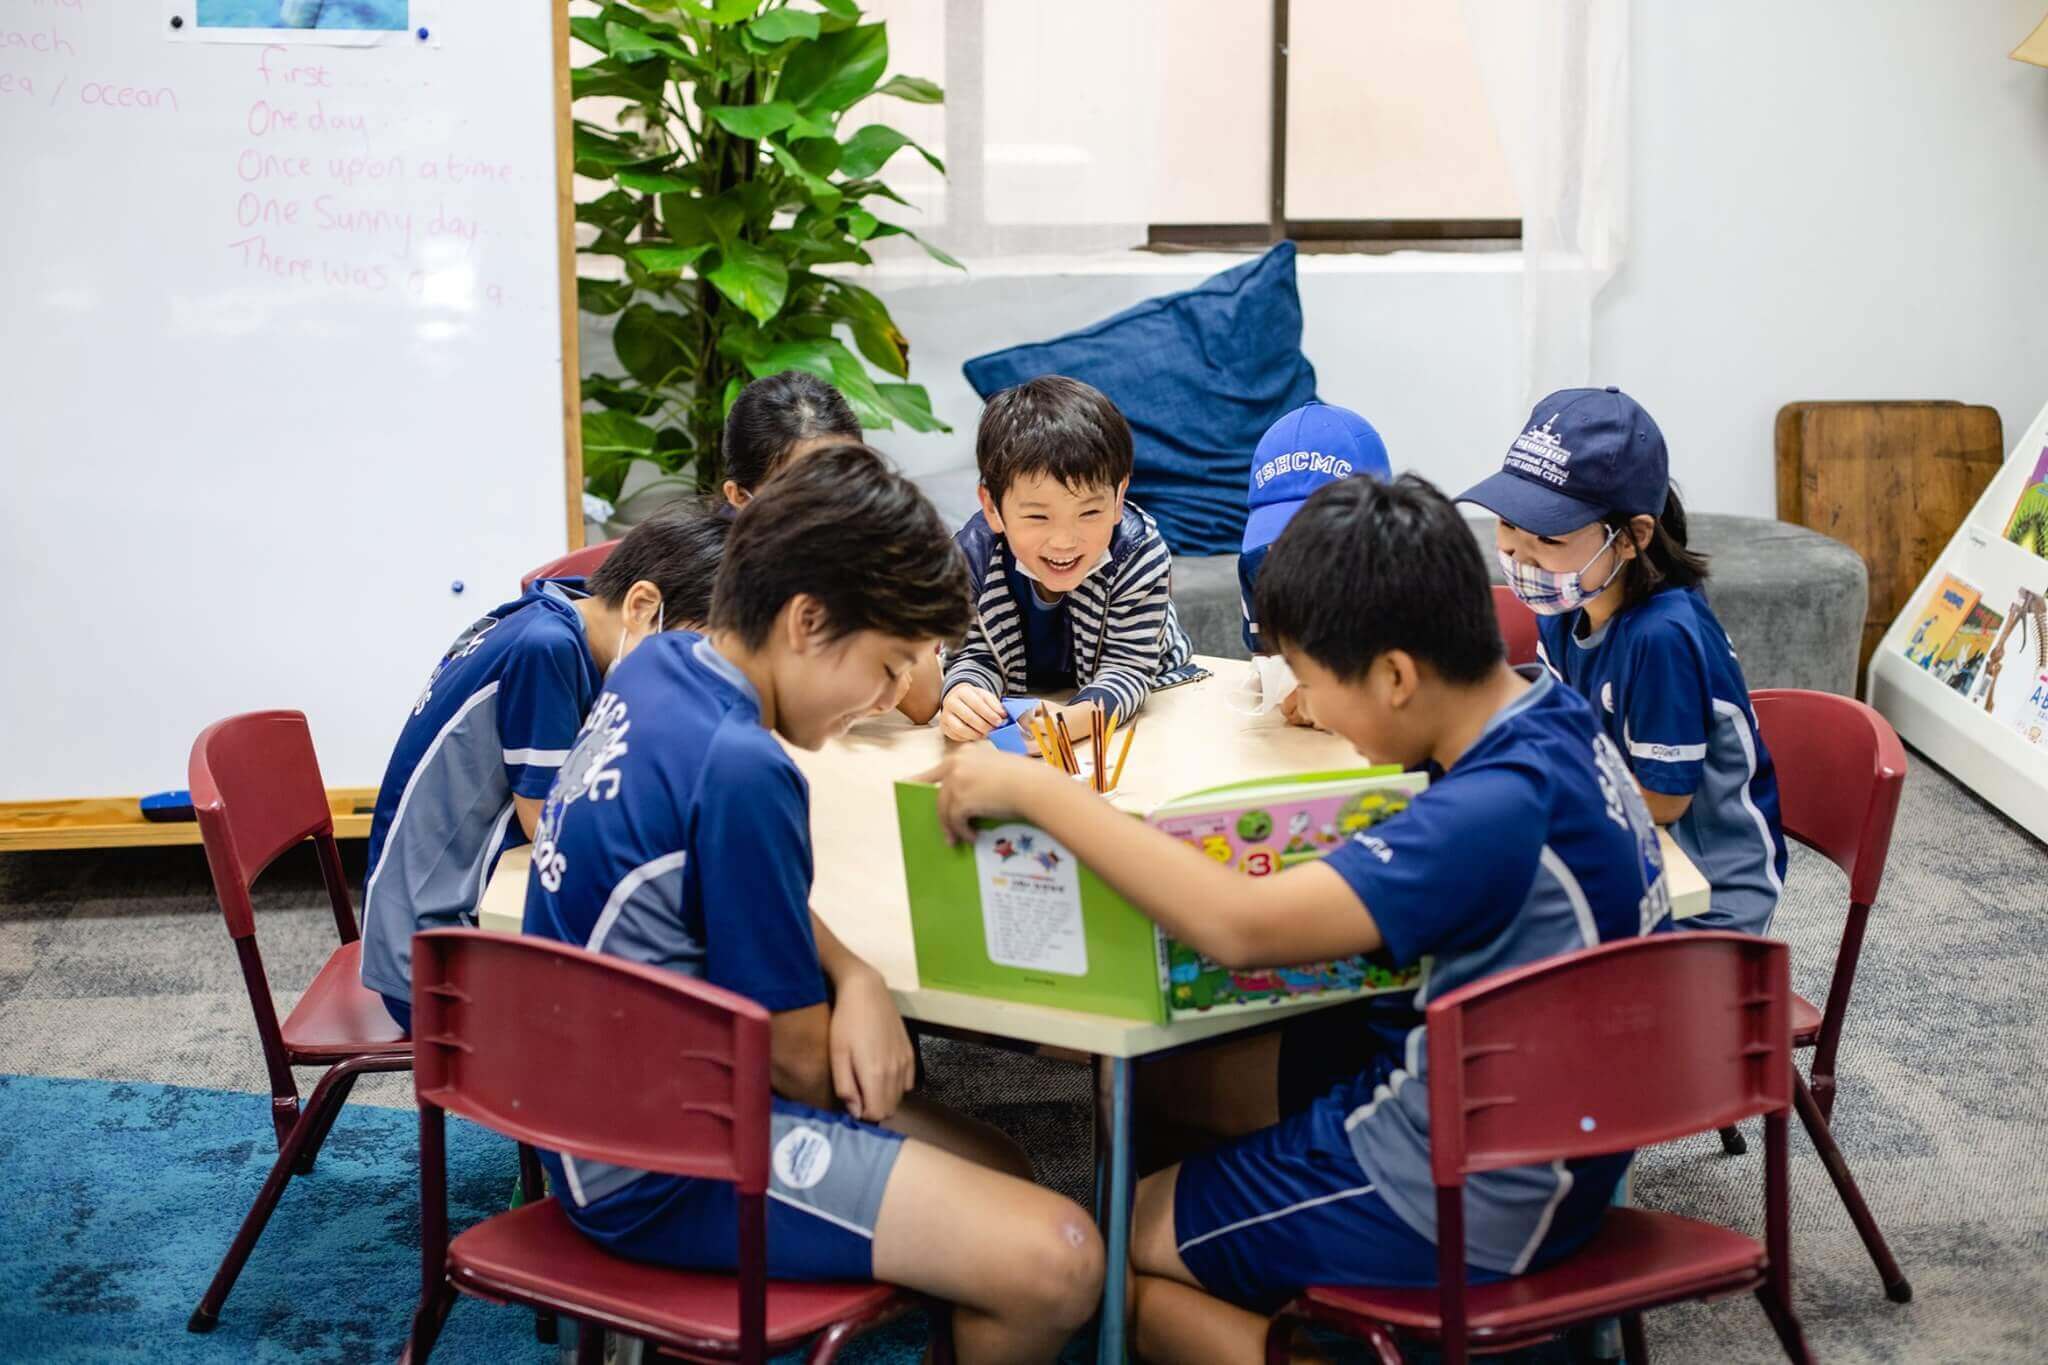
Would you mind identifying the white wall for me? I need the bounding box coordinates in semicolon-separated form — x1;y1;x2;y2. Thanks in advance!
851;2;2048;524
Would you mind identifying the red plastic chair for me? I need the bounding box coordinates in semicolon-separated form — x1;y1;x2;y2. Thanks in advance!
1265;933;1813;1365
1712;689;1913;1303
403;929;942;1365
186;711;415;1333
1492;586;1540;667
521;538;619;592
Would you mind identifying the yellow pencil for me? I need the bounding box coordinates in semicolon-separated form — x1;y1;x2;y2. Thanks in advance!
1030;714;1062;770
1109;720;1137;791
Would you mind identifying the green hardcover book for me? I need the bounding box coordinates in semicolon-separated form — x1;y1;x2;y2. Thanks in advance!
895;767;1429;1024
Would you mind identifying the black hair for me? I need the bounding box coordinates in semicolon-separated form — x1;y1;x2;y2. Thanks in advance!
709;443;973;649
587;499;731;627
976;375;1133;506
1256;473;1502;685
722;371;862;495
1604;484;1710;609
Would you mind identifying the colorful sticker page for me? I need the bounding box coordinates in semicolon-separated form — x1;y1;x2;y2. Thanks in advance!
1148;777;1422;1017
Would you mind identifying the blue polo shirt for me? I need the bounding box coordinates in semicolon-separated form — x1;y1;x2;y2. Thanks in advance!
359;579;601;1004
1535;587;1787;935
523;632;827;1209
1326;672;1672;1274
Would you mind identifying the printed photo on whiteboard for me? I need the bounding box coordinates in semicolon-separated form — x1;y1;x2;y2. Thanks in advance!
196;1;407;32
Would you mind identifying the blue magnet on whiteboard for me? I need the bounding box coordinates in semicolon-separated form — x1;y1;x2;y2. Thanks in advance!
451;580;464;594
417;26;430;40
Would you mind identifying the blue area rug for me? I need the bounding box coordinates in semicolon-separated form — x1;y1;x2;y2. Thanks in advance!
0;1075;935;1364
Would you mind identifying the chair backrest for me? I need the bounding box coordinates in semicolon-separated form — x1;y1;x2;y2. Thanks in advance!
1427;933;1791;1184
1751;689;1907;907
189;710;351;942
1491;586;1540;667
412;929;772;1193
520;538;619;593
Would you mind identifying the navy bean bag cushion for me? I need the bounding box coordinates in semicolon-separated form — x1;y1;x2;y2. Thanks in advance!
961;243;1319;556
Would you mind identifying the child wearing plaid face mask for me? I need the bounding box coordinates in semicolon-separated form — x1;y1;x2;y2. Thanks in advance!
1459;387;1788;935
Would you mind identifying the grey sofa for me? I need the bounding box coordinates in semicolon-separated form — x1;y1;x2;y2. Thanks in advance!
1172;514;1869;697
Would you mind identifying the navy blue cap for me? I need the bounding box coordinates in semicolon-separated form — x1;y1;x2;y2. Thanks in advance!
1457;387;1668;537
1242;401;1391;554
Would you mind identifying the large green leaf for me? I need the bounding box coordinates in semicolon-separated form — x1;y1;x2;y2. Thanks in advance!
811;0;859;16
581;373;664;416
704;100;798;139
823;280;909;377
583;407;659;457
747;7;820;43
874;74;943;104
614;169;698;194
837;123;942;178
674;0;760;24
787;135;842;178
776;23;887;113
659;192;744;246
612;303;697;386
604;20;691;62
568;15;611;53
577;277;634;316
842;206;879;240
577;190;643;235
630;243;715;275
705;242;789;323
571;62;669;102
768;142;843;214
877;382;947;432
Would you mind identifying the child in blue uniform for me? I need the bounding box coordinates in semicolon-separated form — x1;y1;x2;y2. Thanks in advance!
358;505;728;1031
1460;387;1787;934
525;445;1103;1363
921;475;1671;1358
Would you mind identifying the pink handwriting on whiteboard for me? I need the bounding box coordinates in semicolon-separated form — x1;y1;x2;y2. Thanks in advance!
256;46;332;88
0;26;76;56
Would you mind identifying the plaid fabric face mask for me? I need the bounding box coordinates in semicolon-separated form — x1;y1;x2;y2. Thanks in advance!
1497;526;1622;616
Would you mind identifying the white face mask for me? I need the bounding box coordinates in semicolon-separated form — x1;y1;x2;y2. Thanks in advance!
1227;655;1299;717
609;599;664;678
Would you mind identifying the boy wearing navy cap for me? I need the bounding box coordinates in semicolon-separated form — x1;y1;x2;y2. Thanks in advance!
918;473;1670;1355
1460;386;1788;935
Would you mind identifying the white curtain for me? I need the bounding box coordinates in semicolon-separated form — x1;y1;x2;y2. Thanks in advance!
1462;0;1631;408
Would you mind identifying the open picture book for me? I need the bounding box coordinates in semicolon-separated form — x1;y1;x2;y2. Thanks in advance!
894;767;1429;1024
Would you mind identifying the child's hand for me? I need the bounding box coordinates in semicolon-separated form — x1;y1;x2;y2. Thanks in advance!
828;967;914;1122
1278;687;1315;729
940;684;1008;742
913;746;1055;844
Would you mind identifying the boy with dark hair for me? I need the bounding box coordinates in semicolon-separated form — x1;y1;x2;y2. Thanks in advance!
524;445;1104;1363
920;473;1672;1361
358;502;728;1031
941;375;1204;744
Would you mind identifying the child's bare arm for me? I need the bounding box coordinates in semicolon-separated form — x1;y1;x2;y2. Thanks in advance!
917;747;1382;968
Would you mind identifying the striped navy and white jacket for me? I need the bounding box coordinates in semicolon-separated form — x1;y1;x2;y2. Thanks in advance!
942;503;1206;722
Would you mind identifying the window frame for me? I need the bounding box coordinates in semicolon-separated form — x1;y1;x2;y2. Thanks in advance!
1144;0;1522;253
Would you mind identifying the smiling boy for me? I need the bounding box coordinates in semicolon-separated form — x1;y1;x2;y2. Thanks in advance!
940;375;1204;743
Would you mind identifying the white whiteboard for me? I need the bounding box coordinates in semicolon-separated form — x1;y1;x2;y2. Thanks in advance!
0;0;572;801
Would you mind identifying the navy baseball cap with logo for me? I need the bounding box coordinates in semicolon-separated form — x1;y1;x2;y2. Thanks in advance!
1239;401;1390;650
1457;386;1669;536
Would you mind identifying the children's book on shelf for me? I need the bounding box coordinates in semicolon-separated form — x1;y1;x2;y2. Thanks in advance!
895;768;1428;1024
2002;445;2048;560
1933;602;2004;695
1975;587;2048;747
1903;574;1981;669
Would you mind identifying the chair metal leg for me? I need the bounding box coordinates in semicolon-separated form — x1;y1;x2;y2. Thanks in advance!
291;1069;360;1175
573;1319;606;1365
1793;1074;1911;1303
187;1055;408;1331
1094;1055;1134;1365
1755;1284;1817;1365
1809;1070;1837;1124
1718;1124;1747;1156
1620;1312;1650;1365
400;1283;456;1364
514;1143;558;1343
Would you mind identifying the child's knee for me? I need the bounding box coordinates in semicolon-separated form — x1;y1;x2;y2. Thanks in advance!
1007;1201;1104;1329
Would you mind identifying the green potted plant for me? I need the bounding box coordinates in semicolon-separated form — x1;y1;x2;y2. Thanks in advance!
572;0;956;518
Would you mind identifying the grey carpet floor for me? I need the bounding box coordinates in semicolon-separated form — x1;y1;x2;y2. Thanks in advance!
2;748;2043;1363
